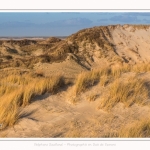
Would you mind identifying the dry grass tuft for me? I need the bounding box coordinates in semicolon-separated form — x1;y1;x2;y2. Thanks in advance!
118;119;150;137
98;76;149;110
65;128;81;138
87;93;98;102
99;75;109;86
72;63;150;97
0;94;20;129
35;69;45;77
73;70;100;95
0;73;64;129
132;63;150;73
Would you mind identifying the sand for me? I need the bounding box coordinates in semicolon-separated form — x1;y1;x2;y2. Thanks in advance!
1;24;150;137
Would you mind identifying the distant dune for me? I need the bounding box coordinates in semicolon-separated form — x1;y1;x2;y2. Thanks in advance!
0;36;67;41
1;25;150;70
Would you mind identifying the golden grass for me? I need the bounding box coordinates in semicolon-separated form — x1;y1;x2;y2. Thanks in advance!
73;70;100;95
73;63;150;96
99;75;109;86
65;121;81;137
118;119;150;137
98;76;149;110
108;63;150;76
87;93;98;102
1;62;150;130
0;94;20;129
72;66;111;95
65;128;81;138
132;63;150;73
111;65;129;78
0;73;64;129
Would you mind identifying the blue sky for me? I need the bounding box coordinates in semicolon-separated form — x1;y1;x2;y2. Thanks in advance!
0;12;150;37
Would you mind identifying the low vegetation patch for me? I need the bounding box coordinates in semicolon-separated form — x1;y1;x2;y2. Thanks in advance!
118;119;150;137
98;76;149;110
87;93;98;102
73;63;150;96
1;62;150;130
73;70;100;95
0;73;64;129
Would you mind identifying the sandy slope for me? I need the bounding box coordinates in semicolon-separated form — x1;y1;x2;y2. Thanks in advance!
1;72;150;138
111;25;150;63
34;58;86;79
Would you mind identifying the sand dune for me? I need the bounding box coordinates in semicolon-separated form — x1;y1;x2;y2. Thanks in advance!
1;24;150;137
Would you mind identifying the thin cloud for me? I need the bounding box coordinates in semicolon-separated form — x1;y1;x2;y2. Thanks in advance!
97;18;108;22
44;18;93;27
109;15;140;23
125;12;150;17
0;21;36;28
0;18;93;28
143;19;150;23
